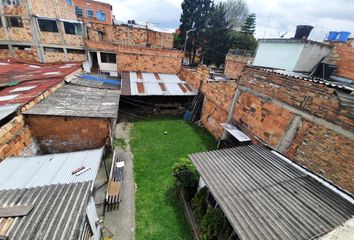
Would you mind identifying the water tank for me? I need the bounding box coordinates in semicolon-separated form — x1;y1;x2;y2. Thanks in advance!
338;31;351;43
327;31;339;41
294;25;314;39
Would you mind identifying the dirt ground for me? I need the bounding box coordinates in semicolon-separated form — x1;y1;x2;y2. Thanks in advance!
94;122;135;240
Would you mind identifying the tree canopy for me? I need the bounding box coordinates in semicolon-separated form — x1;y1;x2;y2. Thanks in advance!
240;13;256;35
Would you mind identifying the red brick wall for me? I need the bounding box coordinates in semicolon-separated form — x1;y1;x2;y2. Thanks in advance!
179;65;210;90
26;115;110;153
224;54;253;79
87;22;173;48
73;0;112;25
0;116;34;161
326;39;354;82
116;45;183;74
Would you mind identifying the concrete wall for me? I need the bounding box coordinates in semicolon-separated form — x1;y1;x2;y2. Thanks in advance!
294;42;332;72
253;41;304;71
26;115;111;153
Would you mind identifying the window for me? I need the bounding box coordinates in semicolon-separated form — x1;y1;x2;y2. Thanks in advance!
0;19;2;28
86;9;94;18
6;17;23;28
75;6;83;17
67;49;85;54
96;11;106;21
0;45;9;49
100;52;116;63
65;0;72;5
98;31;104;41
38;19;58;32
1;0;20;5
64;22;83;35
44;47;64;53
13;45;31;51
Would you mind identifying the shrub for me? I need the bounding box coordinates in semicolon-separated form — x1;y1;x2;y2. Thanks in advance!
200;208;226;240
172;157;199;200
192;186;208;223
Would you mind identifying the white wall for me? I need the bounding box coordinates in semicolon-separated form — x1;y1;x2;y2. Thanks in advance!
253;42;305;71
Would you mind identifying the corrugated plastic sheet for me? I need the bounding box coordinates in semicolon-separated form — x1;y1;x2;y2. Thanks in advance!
0;148;103;190
0;104;19;121
189;145;354;240
0;60;81;87
0;182;91;240
122;71;197;96
0;78;63;106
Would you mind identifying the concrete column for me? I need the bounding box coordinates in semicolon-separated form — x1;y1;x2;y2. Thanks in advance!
276;115;302;153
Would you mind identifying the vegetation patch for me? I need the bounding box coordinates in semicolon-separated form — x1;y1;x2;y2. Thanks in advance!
130;117;216;240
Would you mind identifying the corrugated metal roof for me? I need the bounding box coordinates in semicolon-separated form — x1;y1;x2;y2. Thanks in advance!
23;85;120;118
0;104;19;121
0;60;81;87
0;148;103;190
121;71;197;96
248;66;354;92
189;145;354;240
0;78;63;106
0;182;91;240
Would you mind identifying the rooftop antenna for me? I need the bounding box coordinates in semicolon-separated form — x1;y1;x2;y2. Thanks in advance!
279;31;288;38
263;10;272;38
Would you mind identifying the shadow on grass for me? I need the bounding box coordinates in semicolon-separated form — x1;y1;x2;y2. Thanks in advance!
164;185;194;240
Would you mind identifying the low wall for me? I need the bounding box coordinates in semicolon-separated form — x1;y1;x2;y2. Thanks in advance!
25;115;111;153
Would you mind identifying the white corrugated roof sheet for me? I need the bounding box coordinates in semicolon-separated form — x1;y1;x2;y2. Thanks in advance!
125;72;197;96
0;148;103;190
0;104;19;121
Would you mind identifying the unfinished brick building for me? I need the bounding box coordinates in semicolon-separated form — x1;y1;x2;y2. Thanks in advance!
73;0;113;25
0;0;86;62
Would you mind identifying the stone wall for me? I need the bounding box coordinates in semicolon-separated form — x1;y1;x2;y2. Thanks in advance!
87;23;174;48
0;115;36;161
326;39;354;82
224;53;253;79
116;45;183;73
25;115;111;153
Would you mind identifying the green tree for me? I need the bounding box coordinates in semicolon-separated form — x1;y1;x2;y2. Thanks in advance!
230;31;258;51
173;33;183;49
179;0;214;64
200;3;231;67
240;13;256;35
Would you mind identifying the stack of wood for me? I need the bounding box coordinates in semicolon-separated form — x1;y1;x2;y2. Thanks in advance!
105;149;125;208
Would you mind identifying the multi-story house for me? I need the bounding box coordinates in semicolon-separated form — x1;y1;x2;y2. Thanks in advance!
72;0;113;25
0;0;86;62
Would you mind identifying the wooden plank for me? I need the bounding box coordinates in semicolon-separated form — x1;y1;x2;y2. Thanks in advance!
0;218;14;236
0;205;34;218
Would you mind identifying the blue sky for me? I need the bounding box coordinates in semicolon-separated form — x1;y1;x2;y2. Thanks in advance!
100;0;354;40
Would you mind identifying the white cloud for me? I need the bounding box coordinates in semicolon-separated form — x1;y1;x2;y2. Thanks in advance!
99;0;354;40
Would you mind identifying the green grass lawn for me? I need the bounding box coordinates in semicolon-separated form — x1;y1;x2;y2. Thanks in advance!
130;117;216;240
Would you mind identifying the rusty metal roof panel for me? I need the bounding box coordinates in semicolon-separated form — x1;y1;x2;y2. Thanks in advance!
0;60;81;87
0;182;91;240
189;145;354;240
0;78;63;106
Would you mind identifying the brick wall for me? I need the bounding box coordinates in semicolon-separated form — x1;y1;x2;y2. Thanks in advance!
73;0;113;25
0;115;36;161
25;115;111;153
326;39;354;81
179;65;210;90
7;17;32;42
87;22;174;48
67;52;86;61
224;54;253;79
29;0;77;20
44;51;66;62
116;44;183;73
